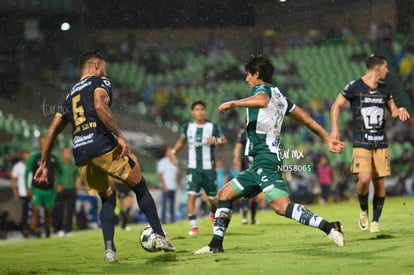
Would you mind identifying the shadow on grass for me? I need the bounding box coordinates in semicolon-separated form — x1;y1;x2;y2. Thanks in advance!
145;252;179;263
373;234;394;240
96;253;180;274
220;242;400;261
350;233;395;242
294;245;400;260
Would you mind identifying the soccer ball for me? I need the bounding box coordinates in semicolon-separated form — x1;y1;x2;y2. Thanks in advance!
139;225;161;253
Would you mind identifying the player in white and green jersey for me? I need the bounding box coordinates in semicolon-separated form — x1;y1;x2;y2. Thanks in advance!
172;100;227;236
194;53;345;254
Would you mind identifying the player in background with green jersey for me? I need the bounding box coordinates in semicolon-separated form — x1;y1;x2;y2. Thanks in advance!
195;53;345;254
171;100;227;236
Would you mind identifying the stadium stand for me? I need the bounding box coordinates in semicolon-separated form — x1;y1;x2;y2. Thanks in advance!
103;39;412;166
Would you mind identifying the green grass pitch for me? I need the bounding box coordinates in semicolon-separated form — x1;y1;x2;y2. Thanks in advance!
0;196;413;275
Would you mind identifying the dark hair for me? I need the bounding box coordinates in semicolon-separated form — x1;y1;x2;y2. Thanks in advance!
365;53;387;69
191;100;206;110
79;51;105;67
244;53;275;83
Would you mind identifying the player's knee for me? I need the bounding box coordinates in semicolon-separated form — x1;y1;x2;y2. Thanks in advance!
358;173;372;185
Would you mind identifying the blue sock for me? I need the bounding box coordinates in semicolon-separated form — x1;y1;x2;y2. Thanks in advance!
100;192;116;251
358;194;369;212
132;177;165;237
372;196;385;222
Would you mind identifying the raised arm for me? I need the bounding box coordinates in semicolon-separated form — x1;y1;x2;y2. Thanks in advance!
218;93;269;114
289;105;344;154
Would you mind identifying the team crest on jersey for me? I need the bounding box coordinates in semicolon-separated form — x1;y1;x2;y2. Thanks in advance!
277;102;285;109
274;90;282;98
102;77;111;88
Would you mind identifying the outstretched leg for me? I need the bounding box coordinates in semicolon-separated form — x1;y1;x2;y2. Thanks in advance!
270;196;344;246
125;158;175;252
131;178;165;236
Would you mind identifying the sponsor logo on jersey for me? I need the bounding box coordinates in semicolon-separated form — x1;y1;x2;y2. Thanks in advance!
362;97;384;104
364;133;385;141
73;133;94;148
68;80;92;98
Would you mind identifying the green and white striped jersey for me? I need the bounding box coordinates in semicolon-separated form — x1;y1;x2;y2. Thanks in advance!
245;83;295;157
182;121;224;171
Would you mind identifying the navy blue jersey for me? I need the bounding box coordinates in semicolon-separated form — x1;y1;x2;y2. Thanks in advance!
57;76;117;164
341;78;392;149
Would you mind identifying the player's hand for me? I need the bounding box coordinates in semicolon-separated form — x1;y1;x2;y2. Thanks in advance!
398;107;410;121
218;101;234;114
206;136;223;145
327;137;344;154
34;165;49;184
330;129;340;141
117;135;131;157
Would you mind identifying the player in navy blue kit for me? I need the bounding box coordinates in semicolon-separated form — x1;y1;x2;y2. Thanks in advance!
34;51;175;262
331;53;410;233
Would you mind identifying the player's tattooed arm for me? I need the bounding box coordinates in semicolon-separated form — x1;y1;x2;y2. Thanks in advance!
94;87;131;157
94;87;122;138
